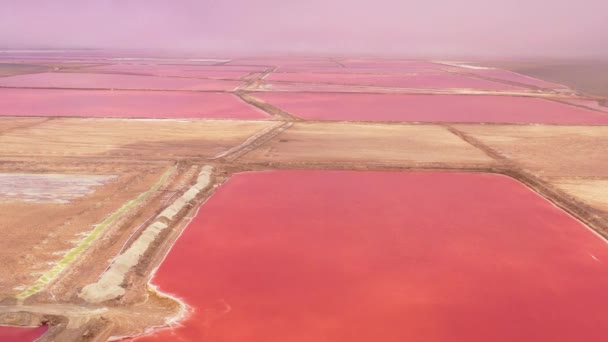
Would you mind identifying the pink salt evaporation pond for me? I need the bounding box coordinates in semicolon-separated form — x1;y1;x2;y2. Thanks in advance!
135;170;608;342
254;92;608;124
451;67;569;90
275;60;443;74
274;65;440;74
340;59;442;69
0;72;242;91
83;64;260;79
0;88;269;119
228;58;341;68
265;71;523;91
0;325;47;342
560;98;608;113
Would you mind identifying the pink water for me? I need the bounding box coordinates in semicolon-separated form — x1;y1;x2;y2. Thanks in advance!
340;59;442;69
561;98;608;113
0;325;47;341
274;65;440;74
228;58;341;68
136;170;608;342
266;72;523;90
255;92;608;124
83;65;255;79
0;73;242;91
0;88;268;119
464;68;568;90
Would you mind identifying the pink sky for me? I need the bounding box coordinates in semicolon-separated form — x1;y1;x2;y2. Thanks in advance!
1;0;606;58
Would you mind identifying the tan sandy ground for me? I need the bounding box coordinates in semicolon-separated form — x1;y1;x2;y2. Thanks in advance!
551;179;608;213
0;117;49;133
0;118;275;160
240;122;494;167
0;62;104;76
32;163;201;305
0;163;167;298
452;124;608;216
79;166;213;304
453;125;608;177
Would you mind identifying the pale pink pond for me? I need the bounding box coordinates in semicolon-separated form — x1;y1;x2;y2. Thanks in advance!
0;88;269;119
254;92;608;124
265;72;523;90
133;170;608;342
228;58;341;68
0;325;47;341
462;68;568;90
83;63;269;78
0;72;242;91
340;59;441;69
274;65;440;74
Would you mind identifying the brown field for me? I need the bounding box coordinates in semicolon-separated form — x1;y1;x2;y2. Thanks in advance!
0;118;274;160
240;122;494;167
452;124;608;220
481;60;608;98
453;125;608;177
552;179;608;213
0;162;168;298
0;117;49;133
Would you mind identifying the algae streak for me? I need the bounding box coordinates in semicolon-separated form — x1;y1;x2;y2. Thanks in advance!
16;166;176;300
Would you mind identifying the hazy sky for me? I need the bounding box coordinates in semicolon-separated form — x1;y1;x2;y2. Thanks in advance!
1;0;606;58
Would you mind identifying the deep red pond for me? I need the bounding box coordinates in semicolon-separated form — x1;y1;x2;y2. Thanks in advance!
0;325;47;341
255;92;608;124
0;89;268;119
136;171;608;342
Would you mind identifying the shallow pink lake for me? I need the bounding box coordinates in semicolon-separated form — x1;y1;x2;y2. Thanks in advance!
255;92;608;124
83;64;256;79
274;65;440;74
340;59;441;69
266;72;522;90
135;170;608;342
460;68;568;90
0;325;47;341
561;98;608;113
228;58;341;68
0;88;269;119
0;72;242;91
